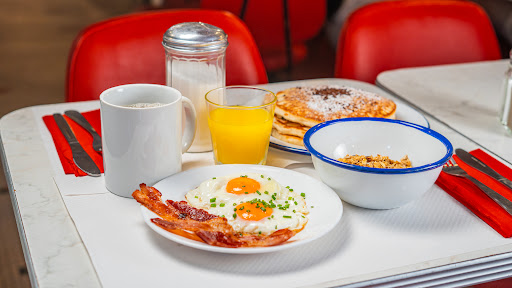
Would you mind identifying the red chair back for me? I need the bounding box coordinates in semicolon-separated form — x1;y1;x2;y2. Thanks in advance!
66;9;268;102
200;0;326;71
335;0;501;83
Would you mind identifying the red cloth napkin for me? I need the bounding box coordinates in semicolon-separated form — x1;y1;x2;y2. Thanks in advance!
436;149;512;238
43;109;104;176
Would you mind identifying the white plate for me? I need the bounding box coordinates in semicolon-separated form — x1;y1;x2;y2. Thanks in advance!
269;101;429;155
140;164;343;254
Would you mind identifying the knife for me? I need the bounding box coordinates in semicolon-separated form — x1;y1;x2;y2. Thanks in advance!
64;110;102;153
455;148;512;191
53;113;101;177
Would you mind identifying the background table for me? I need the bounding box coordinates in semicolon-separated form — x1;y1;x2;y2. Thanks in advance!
2;79;512;288
377;59;512;165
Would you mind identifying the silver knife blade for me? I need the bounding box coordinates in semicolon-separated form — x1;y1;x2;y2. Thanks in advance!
455;148;512;191
53;113;101;177
64;110;102;153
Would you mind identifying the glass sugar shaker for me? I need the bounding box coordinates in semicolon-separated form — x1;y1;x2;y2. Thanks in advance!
162;22;228;152
501;49;512;134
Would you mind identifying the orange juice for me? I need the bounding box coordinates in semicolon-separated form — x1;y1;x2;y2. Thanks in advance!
208;107;273;164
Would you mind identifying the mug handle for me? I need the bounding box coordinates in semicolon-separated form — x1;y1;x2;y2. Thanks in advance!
181;96;196;153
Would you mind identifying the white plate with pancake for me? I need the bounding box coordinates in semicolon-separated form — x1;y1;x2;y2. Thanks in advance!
267;82;429;155
140;164;343;254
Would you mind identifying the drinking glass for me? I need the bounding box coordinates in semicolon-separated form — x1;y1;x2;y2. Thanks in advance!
501;49;512;133
206;86;277;165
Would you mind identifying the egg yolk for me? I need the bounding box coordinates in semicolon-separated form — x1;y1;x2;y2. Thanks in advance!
236;202;273;221
226;177;261;195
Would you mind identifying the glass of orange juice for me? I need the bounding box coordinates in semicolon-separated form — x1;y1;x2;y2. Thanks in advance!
205;86;277;165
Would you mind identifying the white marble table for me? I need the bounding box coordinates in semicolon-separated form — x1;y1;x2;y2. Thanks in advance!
377;59;512;165
2;79;512;288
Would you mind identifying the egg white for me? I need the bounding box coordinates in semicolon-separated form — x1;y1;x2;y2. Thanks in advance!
185;173;309;235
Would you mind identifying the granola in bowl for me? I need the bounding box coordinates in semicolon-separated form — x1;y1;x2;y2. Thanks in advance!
337;155;412;169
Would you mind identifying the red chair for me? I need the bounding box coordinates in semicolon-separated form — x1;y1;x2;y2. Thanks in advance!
200;0;326;72
66;9;268;102
334;0;501;84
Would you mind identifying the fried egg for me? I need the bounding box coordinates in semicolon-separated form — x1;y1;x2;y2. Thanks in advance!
185;173;308;235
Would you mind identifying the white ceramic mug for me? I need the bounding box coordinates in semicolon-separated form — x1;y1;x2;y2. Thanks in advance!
100;84;196;198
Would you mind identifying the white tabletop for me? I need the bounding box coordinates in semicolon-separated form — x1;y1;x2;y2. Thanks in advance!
2;78;512;288
377;59;512;165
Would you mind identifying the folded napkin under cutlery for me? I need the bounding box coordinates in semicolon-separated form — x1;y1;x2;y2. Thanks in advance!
43;109;104;176
436;149;512;238
65;110;102;153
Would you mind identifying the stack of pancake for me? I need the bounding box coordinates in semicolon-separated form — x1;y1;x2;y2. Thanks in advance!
271;85;397;147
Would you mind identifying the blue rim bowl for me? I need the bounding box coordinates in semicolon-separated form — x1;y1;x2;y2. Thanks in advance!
303;117;453;174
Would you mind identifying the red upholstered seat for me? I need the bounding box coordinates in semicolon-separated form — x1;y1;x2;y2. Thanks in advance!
66;9;268;102
200;0;326;71
335;0;501;84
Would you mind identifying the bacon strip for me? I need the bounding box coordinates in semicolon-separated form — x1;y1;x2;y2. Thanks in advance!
166;200;218;222
132;184;181;221
196;229;296;248
132;184;297;248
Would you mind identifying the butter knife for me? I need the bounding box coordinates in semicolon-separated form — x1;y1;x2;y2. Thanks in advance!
53;113;101;176
64;110;102;153
455;148;512;191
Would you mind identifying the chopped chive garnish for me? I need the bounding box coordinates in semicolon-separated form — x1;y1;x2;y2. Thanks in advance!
275;225;277;229
220;203;225;207
246;210;251;212
257;191;261;195
293;210;296;213
210;198;216;203
294;201;298;205
259;231;262;235
288;197;292;200
268;177;271;180
240;206;244;210
234;208;237;211
212;177;216;179
244;192;249;194
301;193;306;197
311;206;314;208
233;213;237;218
302;215;305;218
233;203;237;206
264;191;269;194
194;196;198;198
210;204;216;207
242;185;245;187
283;215;292;218
221;215;225;218
271;215;274;218
286;186;290;189
261;175;264;178
289;189;293;191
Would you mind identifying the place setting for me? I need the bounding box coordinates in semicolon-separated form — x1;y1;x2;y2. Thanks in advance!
28;19;512;288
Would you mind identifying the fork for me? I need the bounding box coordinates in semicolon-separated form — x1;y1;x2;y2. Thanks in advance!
443;158;512;216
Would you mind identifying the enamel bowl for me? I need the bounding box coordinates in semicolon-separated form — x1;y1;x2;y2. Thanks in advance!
303;118;453;209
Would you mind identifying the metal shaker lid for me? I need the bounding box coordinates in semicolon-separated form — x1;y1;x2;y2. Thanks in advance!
162;22;228;52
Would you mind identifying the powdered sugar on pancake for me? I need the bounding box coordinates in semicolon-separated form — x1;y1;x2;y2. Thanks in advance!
274;84;396;129
305;85;385;117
